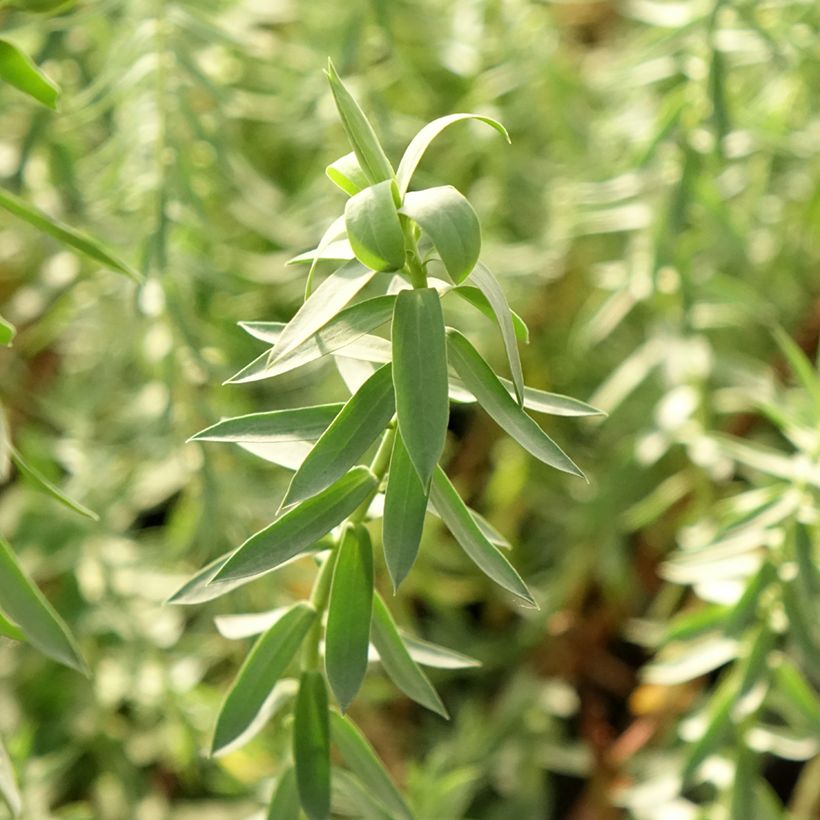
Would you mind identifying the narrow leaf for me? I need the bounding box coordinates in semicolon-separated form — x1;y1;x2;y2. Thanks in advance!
0;314;15;347
775;658;820;735
191;404;343;444
449;285;529;343
345;181;406;272
430;467;536;607
327;151;369;196
289;239;354;266
267;767;300;820
302;214;345;299
446;329;584;478
371;593;448;718
0;736;21;818
326;526;374;711
773;325;820;415
212;467;377;583
392;288;449;487
0;38;60;109
400;633;481;670
294;671;331;820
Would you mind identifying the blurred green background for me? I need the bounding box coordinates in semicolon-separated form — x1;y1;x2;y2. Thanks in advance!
0;0;818;817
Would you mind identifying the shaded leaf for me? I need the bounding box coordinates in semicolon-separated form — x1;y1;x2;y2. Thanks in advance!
345;180;406;272
294;671;331;820
267;766;300;820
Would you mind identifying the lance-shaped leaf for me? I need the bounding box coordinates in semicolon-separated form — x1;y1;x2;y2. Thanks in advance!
212;604;313;755
392;289;449;487
345;180;406;272
400;633;481;670
469;263;524;404
0;187;140;281
0;38;60;109
446;329;584;478
330;712;415;820
284;364;395;507
682;676;735;781
774;658;820;735
0;536;87;673
302;214;346;298
396;113;509;196
401;187;480;284
327;152;369;196
326;59;394;185
0;314;15;347
289;239;354;266
191;404;343;444
449;285;529;343
430;467;536;607
212;467;377;584
0;736;21;819
294;670;331;820
371;593;448;718
326;526;374;711
268;259;377;365
773;325;820;416
383;429;428;591
333;770;393;820
267;767;300;820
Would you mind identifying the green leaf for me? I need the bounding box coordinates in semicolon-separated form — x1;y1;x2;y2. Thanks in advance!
396;113;509;196
774;658;820;735
469;264;524;404
212;467;377;584
383;429;428;591
446;329;584;478
332;770;394;820
0;610;24;642
212;603;315;755
773;325;820;417
400;186;480;284
399;633;480;670
284;364;395;507
330;712;415;820
326;525;374;711
289;239;354;266
0;38;60;109
301;214;346;299
294;670;331;820
191;404;343;444
0;314;15;347
0;405;9;483
267;767;300;820
345;180;406;272
0;187;140;281
449;285;529;343
729;745;756;820
10;446;98;521
325;60;394;185
327;151;369;196
392;288;449;487
0;735;21;819
0;535;86;673
430;467;536;607
682;676;735;781
370;593;448;718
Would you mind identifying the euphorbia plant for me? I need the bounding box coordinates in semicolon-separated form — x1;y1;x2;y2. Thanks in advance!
176;61;600;819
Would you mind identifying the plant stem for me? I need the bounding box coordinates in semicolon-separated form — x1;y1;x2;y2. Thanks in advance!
401;216;427;288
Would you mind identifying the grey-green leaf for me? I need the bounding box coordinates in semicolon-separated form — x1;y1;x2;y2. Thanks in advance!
400;186;480;284
0;735;21;818
0;535;87;673
211;603;315;756
383;429;428;591
0;314;15;347
294;670;331;820
345;180;406;272
371;593;448;718
327;152;369;196
400;633;481;670
0;38;60;109
430;467;536;607
449;285;529;343
212;467;377;584
283;365;394;507
267;767;300;820
446;329;584;478
191;404;343;444
392;288;449;487
326;525;374;711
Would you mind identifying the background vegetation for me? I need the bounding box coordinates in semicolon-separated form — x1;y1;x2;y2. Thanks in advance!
0;0;818;817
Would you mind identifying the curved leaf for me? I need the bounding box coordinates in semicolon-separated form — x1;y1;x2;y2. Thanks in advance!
0;38;60;109
294;671;331;820
345;180;406;272
191;404;343;444
449;285;529;343
326;152;369;196
0;314;15;347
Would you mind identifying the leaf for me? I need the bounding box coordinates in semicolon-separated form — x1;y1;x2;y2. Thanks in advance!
0;735;21;818
430;467;536;607
773;325;820;417
774;658;820;735
325;59;394;185
0;38;60;109
0;535;86;673
400;186;480;284
729;745;756;820
0;610;24;642
345;180;406;272
469;263;524;404
0;314;15;347
383;429;428;591
330;712;415;820
10;446;99;521
682;676;735;781
267;767;300;820
294;670;331;820
212;467;377;584
370;593;448;718
446;329;584;478
326;152;369;196
0;405;9;483
396;113;509;196
392;288;449;487
289;239;354;266
211;603;315;755
302;214;346;299
283;364;395;507
399;633;480;670
191;404;343;444
332;770;394;820
449;285;529;343
0;187;140;281
326;526;374;711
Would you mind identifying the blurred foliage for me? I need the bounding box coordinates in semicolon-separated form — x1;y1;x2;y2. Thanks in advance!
0;0;817;818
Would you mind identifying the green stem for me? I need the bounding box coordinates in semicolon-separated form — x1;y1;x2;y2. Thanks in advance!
400;216;427;289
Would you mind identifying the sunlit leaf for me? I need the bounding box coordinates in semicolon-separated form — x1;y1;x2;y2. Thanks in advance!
0;736;21;818
399;633;480;670
449;285;529;343
345;180;406;272
0;38;60;109
191;404;343;444
326;151;369;196
0;314;15;347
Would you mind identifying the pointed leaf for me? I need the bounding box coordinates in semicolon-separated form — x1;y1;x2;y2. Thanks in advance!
284;364;394;506
0;736;21;818
345;180;406;272
383;429;428;590
773;325;820;416
267;767;300;820
371;593;448;718
400;186;480;283
192;404;343;444
400;633;481;670
302;214;345;298
212;467;377;584
0;535;86;673
212;603;315;755
327;151;370;196
326;526;374;711
392;288;449;487
430;467;536;607
774;658;820;735
289;239;354;265
446;329;584;477
294;670;331;820
0;38;60;109
0;314;15;347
